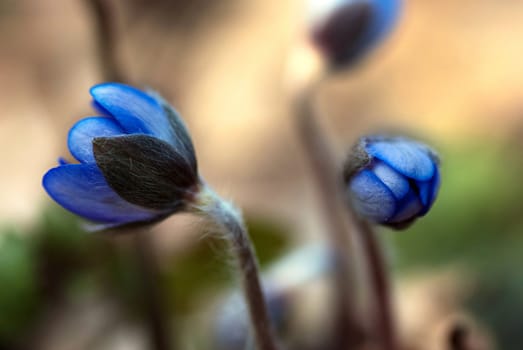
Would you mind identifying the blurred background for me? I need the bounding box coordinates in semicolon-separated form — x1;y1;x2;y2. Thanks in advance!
1;0;523;349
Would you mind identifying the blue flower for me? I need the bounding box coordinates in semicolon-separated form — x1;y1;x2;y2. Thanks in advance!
311;0;401;68
43;82;199;229
344;136;440;228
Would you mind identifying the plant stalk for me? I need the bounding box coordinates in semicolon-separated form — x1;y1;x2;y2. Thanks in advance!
86;1;172;348
194;186;281;350
133;230;172;350
87;0;124;82
294;85;365;349
355;219;397;350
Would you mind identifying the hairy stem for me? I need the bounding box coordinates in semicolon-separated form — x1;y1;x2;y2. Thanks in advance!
355;219;397;350
294;86;365;349
194;186;281;350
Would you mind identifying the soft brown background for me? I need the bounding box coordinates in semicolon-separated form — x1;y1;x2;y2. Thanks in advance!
2;0;522;230
1;1;522;349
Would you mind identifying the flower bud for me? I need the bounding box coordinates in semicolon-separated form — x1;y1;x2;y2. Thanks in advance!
309;0;401;68
344;136;440;229
43;83;199;229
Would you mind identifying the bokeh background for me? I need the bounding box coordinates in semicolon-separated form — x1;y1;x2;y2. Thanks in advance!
1;0;523;349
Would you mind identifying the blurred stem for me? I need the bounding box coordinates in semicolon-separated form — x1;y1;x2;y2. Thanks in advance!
355;219;397;350
133;230;172;350
87;1;172;348
294;84;365;349
87;0;124;82
448;323;469;350
194;186;282;350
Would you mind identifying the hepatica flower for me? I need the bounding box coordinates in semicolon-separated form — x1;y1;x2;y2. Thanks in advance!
43;83;282;349
344;136;440;229
43;82;199;228
309;0;401;68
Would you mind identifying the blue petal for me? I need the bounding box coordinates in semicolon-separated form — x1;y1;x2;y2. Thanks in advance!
348;169;396;222
90;83;175;146
366;139;435;181
366;0;401;49
68;116;125;163
91;100;112;117
57;157;69;166
371;160;409;200
418;167;440;216
145;90;197;167
388;188;422;224
417;179;432;207
43;163;161;224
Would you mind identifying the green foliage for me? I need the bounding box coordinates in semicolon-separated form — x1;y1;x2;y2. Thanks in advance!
0;207;115;345
164;235;232;314
0;228;38;343
390;141;523;349
391;142;523;269
163;216;291;314
8;140;523;346
247;217;291;266
0;203;292;345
